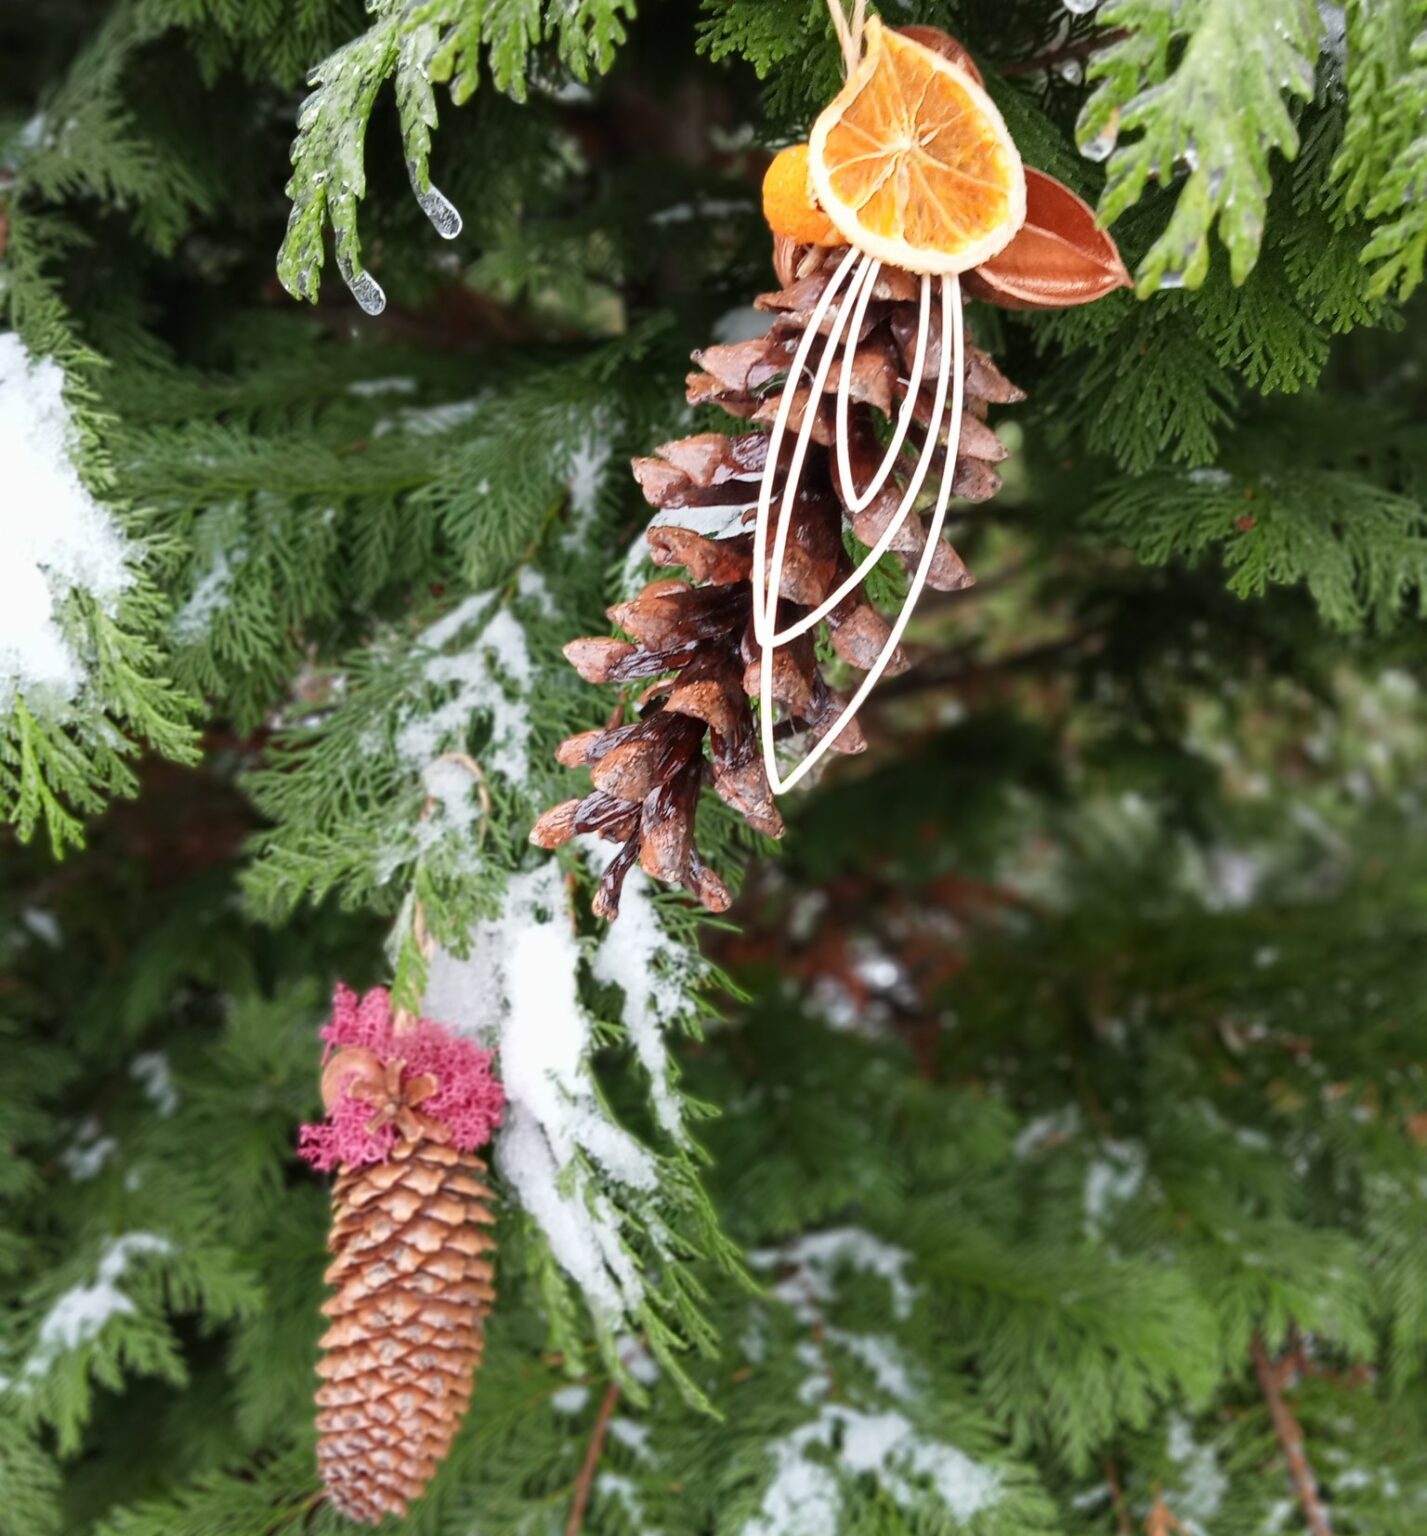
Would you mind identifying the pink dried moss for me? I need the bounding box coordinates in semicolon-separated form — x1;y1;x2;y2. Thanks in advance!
297;984;504;1171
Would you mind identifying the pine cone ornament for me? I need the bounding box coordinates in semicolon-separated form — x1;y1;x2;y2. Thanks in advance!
299;986;505;1524
533;246;1022;918
535;21;1128;919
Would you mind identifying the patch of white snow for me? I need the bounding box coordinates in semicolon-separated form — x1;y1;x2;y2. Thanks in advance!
750;1228;916;1323
743;1406;1003;1536
582;840;695;1142
424;861;657;1321
172;544;242;645
20;908;61;947
0;334;134;714
130;1052;179;1117
25;1233;173;1376
1165;1415;1229;1536
397;596;534;786
60;1118;118;1181
551;1384;590;1415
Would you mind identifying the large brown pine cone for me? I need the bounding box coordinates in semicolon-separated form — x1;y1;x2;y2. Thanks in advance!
315;1139;496;1524
534;241;1024;917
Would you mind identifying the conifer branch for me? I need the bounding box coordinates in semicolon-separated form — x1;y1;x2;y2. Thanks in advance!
1080;0;1321;293
6;3;1427;1531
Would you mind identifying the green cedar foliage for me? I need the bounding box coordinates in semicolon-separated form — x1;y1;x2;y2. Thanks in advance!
1077;0;1321;292
1332;0;1427;299
277;0;636;308
2;2;1426;1534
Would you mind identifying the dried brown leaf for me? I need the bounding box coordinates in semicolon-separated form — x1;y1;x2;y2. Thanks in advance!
967;168;1130;310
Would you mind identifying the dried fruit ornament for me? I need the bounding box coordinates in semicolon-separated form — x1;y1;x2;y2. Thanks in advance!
298;984;505;1523
535;8;1128;920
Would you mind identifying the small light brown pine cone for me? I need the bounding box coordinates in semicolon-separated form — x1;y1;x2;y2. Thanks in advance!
315;1139;497;1524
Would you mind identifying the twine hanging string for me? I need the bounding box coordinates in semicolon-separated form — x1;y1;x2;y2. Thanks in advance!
391;751;491;1036
826;0;867;76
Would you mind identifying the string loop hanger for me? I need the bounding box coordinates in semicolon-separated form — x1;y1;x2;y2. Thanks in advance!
825;0;869;76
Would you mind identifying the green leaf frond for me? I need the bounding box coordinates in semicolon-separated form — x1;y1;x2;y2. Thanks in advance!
1331;0;1427;300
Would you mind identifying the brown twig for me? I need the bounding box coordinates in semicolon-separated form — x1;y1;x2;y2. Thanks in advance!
873;626;1103;703
565;1379;621;1536
1252;1333;1334;1536
1104;1457;1132;1536
1003;28;1130;77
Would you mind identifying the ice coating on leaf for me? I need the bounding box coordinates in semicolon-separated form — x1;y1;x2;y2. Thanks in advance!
296;984;504;1170
344;268;387;316
414;182;463;239
1079;119;1119;162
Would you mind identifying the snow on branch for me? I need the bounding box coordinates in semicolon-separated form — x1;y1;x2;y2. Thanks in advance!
21;1234;173;1381
0;333;134;717
743;1227;1018;1536
423;859;662;1322
583;838;705;1144
417;842;737;1394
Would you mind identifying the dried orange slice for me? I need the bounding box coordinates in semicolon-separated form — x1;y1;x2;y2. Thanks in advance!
762;145;842;246
808;17;1025;276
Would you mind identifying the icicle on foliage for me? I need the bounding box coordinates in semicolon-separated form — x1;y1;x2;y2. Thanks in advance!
278;0;636;311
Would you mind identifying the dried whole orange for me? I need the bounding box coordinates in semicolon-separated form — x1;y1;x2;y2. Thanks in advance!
808;17;1025;276
762;144;842;246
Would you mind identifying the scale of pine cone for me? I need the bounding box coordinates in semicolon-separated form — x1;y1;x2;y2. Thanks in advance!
534;22;1129;920
532;243;1022;918
298;986;505;1524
